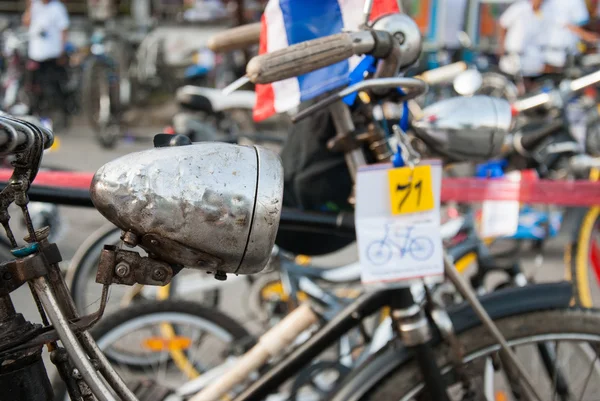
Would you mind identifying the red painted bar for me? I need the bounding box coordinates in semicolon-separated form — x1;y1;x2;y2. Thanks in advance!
0;169;599;207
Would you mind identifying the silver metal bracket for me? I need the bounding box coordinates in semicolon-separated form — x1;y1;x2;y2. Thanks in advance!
96;246;174;287
392;304;431;346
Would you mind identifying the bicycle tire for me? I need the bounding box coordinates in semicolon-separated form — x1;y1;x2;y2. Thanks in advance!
54;300;250;401
82;56;121;144
567;206;600;308
330;307;600;401
67;224;219;316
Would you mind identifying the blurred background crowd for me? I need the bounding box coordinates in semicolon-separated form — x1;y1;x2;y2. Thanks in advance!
0;0;599;149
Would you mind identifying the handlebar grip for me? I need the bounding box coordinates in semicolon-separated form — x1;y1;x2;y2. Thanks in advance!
207;23;261;53
0;129;26;154
0;116;54;155
570;70;600;93
247;33;357;84
418;62;467;85
512;93;552;113
519;119;564;152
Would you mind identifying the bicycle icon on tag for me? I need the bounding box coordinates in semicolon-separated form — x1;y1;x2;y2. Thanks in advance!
366;224;434;266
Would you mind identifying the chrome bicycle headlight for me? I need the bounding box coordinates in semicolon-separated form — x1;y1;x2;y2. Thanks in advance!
412;96;512;161
90;143;284;275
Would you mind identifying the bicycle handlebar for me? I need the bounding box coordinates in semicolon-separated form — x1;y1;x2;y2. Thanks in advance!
512;69;600;114
207;23;261;53
0;115;53;156
246;31;393;84
516;119;565;153
292;77;427;122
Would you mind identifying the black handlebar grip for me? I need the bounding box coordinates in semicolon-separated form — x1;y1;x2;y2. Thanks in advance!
207;23;262;53
519;119;564;151
246;33;356;84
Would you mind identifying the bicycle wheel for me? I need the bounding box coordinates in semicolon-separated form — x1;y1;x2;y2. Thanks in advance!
82;55;121;147
67;224;219;316
367;242;393;266
55;300;250;401
331;308;600;401
408;237;434;261
568;206;600;308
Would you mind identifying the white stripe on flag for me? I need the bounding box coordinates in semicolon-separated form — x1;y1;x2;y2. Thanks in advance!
265;0;301;113
339;0;369;71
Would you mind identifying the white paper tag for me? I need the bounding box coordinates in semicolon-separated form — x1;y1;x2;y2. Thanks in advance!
355;161;443;285
480;200;520;238
480;171;521;238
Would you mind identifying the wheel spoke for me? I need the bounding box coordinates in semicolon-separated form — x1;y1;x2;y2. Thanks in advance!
551;342;562;401
538;342;570;401
578;352;599;401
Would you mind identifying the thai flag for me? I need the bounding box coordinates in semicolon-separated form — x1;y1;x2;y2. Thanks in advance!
254;0;400;121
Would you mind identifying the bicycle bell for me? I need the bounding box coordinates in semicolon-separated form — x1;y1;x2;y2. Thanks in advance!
411;96;512;161
90;143;284;276
371;13;422;70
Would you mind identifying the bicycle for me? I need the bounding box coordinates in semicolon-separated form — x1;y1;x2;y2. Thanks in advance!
3;8;600;401
112;11;600;401
80;28;124;149
0;113;283;401
366;224;434;265
189;11;600;400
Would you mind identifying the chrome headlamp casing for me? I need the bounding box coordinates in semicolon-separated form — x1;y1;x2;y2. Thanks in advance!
371;13;422;70
412;96;512;161
90;143;284;275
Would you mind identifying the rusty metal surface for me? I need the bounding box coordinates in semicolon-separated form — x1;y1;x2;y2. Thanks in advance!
96;247;173;286
90;142;283;275
0;253;49;295
95;246;117;286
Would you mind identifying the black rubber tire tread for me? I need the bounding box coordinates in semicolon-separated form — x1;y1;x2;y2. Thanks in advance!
338;308;600;401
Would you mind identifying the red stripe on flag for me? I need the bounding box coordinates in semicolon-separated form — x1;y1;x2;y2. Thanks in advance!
369;0;400;21
253;15;277;122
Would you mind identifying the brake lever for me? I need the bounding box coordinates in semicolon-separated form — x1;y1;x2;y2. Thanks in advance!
292;77;427;123
222;75;251;96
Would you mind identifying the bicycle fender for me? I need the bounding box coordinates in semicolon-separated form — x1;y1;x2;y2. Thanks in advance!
328;281;573;401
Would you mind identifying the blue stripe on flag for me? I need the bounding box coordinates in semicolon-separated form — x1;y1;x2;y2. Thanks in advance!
279;0;350;102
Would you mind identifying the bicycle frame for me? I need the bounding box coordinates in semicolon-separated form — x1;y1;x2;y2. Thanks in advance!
227;278;571;401
3;10;573;400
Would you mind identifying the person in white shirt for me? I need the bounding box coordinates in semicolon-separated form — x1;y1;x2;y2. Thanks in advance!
22;0;70;123
542;0;599;70
497;0;546;77
183;0;228;22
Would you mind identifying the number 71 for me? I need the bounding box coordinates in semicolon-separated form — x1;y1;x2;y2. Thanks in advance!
396;180;422;212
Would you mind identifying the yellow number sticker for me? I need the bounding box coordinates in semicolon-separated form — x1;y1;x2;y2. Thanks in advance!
388;165;434;215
